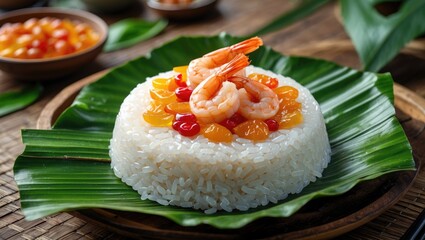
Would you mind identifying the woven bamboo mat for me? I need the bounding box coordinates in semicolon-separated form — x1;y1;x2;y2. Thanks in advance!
2;40;425;240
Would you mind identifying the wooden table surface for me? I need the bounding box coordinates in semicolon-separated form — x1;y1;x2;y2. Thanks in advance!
1;0;425;239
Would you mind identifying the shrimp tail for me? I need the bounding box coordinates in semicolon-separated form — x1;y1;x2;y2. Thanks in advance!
217;53;250;78
230;36;263;55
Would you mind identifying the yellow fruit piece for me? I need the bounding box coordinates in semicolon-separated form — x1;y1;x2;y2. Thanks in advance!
168;76;179;91
142;111;174;127
164;102;191;114
173;65;188;82
152;78;171;90
149;88;177;104
146;100;166;114
233;120;269;141
201;123;233;143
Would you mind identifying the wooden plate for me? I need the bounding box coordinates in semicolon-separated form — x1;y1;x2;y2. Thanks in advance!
37;71;421;239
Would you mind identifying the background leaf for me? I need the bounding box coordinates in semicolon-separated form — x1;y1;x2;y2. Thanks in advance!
247;0;331;37
0;83;42;117
341;0;425;72
49;0;87;9
14;34;414;228
104;19;168;52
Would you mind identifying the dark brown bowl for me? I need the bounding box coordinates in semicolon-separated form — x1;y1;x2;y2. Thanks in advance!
146;0;218;20
0;8;108;81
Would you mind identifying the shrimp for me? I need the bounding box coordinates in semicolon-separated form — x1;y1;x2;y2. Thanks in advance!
187;36;263;89
190;54;250;123
228;76;279;120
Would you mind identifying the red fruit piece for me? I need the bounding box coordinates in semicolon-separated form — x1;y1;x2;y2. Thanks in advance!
220;113;246;132
172;120;183;131
175;113;197;122
264;119;279;131
178;122;200;137
175;87;193;102
174;74;187;87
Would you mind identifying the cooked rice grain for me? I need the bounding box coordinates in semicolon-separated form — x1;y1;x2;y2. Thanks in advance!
110;66;331;213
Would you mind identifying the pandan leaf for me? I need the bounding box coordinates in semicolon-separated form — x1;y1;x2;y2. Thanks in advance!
341;0;425;71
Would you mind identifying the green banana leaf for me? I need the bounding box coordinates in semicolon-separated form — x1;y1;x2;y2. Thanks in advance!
14;33;414;229
104;19;168;52
341;0;425;72
0;83;42;117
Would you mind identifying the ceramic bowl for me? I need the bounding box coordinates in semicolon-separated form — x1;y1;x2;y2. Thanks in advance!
0;8;108;81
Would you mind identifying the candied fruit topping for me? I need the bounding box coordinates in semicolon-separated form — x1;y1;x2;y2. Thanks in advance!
172;113;200;137
146;100;167;114
273;110;303;129
165;102;191;114
248;73;279;89
143;65;304;140
178;122;201;137
174;74;187;87
201;123;233;143
233;119;269;141
219;113;246;133
274;86;299;100
173;66;188;82
152;78;171;90
264;119;279;131
175;87;193;102
143;111;174;127
279;99;302;113
149;88;177;104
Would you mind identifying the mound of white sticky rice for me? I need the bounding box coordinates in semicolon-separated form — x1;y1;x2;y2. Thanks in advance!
110;66;331;214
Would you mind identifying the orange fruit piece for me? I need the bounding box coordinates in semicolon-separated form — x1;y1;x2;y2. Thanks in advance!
168;76;179;91
273;110;303;129
274;86;299;100
165;102;191;114
201;123;233;143
279;99;302;112
233;120;269;141
248;73;279;89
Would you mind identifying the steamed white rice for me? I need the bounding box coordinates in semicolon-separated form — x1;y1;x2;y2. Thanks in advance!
109;66;331;214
